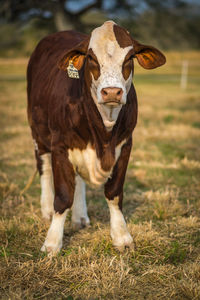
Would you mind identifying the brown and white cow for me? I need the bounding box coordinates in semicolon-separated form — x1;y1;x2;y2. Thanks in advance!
27;21;165;254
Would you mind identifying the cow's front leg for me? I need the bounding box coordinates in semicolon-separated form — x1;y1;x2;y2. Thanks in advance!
106;195;133;252
41;210;68;254
105;138;133;251
41;149;75;255
71;175;90;230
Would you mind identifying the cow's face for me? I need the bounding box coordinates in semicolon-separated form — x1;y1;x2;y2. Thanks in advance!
59;21;166;130
86;21;134;129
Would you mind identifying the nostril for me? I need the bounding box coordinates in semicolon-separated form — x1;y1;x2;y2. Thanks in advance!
101;89;108;97
116;89;123;99
101;87;123;103
103;90;108;96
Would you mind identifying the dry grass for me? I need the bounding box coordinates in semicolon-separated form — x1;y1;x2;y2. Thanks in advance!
0;52;200;299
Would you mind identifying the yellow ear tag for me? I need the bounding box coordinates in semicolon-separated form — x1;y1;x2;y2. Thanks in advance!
67;60;79;79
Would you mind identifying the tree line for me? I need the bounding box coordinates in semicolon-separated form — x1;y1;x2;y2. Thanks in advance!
0;0;200;50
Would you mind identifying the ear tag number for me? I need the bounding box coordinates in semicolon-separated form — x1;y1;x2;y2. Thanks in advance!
67;60;79;79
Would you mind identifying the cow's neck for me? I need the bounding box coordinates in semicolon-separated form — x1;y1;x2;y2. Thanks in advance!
82;89;122;170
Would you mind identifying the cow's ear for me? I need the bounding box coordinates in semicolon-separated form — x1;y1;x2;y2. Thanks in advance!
132;39;166;69
58;36;90;71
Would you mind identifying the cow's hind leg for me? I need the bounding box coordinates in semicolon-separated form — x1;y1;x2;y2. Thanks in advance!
40;153;54;220
35;149;54;220
71;175;90;230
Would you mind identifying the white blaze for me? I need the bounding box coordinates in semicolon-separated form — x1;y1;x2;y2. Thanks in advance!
89;21;133;130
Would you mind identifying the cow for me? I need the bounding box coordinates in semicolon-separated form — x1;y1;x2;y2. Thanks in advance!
27;20;166;255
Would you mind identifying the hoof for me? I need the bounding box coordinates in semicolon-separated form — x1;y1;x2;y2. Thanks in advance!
112;232;134;252
114;241;134;252
71;217;90;231
41;242;61;256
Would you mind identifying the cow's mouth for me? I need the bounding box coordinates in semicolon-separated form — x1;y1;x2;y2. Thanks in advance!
103;100;121;107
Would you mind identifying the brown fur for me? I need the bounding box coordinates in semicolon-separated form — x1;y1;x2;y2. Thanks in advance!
122;50;134;80
113;25;132;48
87;49;101;80
27;24;165;214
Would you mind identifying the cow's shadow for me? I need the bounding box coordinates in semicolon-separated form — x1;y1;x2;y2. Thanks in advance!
87;174;146;224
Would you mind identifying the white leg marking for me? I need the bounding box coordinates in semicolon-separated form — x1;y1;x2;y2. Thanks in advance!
41;210;68;255
107;197;133;251
71;175;90;229
40;153;54;220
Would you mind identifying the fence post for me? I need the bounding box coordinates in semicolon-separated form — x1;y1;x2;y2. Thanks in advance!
180;60;188;90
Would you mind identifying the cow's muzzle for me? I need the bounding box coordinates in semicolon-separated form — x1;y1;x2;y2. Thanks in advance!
101;87;123;106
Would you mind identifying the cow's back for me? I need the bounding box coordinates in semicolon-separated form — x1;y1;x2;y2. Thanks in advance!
27;31;88;148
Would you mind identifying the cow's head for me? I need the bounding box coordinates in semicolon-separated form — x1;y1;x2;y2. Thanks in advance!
59;21;166;130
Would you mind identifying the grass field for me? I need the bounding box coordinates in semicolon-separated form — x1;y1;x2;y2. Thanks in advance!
0;52;200;299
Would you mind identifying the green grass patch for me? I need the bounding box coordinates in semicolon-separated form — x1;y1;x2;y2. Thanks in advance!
163;241;187;265
146;167;200;190
192;121;200;128
163;114;175;124
155;141;185;161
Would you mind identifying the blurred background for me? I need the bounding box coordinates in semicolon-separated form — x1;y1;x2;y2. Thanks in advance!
1;2;200;298
0;0;200;56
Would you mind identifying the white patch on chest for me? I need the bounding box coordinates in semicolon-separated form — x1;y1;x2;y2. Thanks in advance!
68;141;126;188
